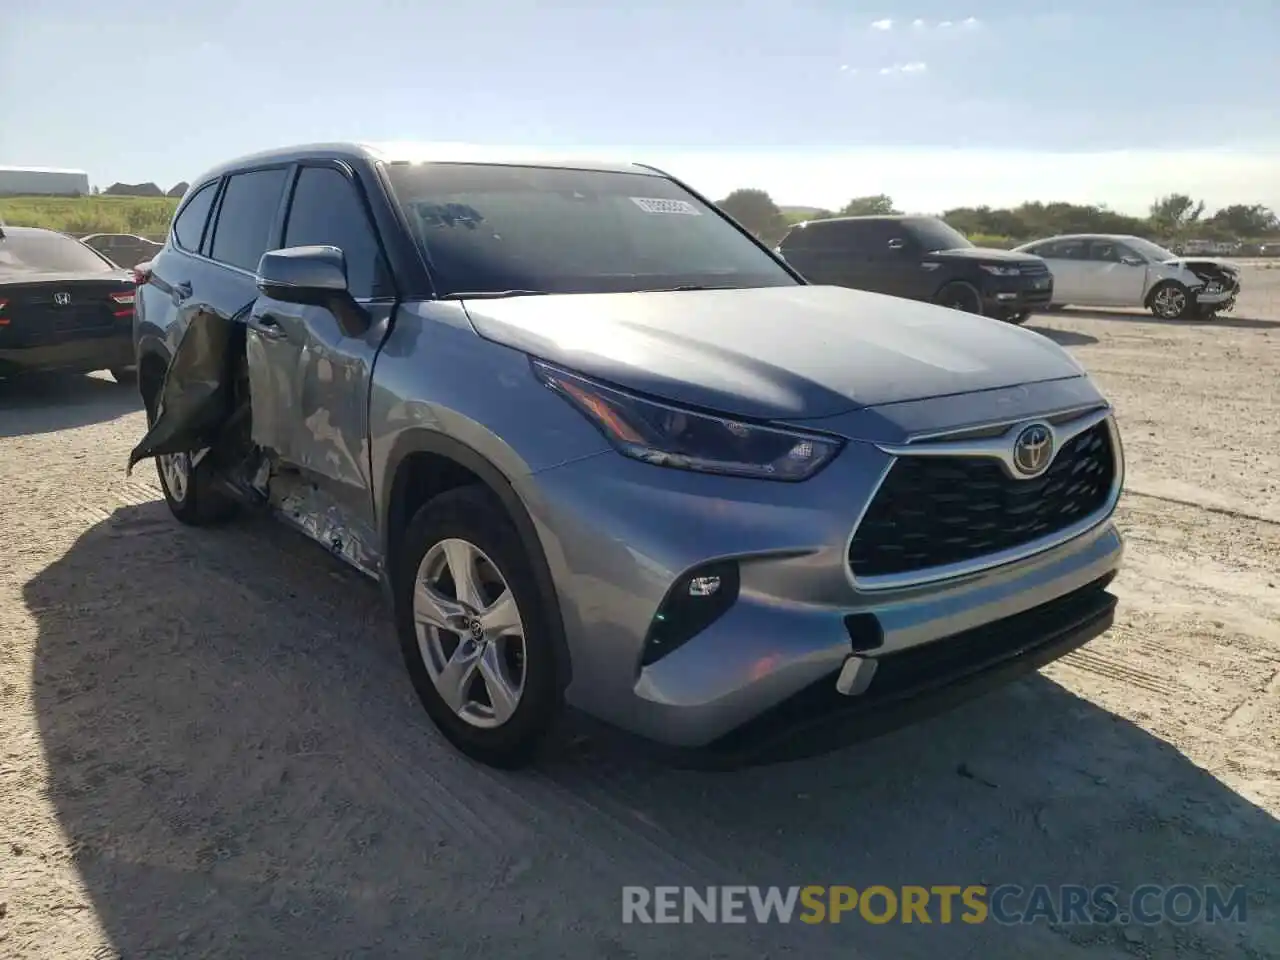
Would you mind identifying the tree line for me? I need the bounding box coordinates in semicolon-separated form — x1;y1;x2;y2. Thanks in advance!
716;189;1280;249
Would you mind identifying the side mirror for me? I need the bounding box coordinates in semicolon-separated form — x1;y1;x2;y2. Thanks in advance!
256;245;369;337
1120;255;1145;267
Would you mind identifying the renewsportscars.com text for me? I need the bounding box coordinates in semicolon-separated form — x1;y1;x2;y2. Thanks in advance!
621;884;1247;926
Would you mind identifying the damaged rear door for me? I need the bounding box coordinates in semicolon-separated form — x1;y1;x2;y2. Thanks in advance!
129;166;293;472
241;161;397;572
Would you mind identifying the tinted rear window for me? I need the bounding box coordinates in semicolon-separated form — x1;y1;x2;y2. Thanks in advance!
781;219;885;253
903;218;972;252
209;168;289;271
384;163;795;296
0;231;114;275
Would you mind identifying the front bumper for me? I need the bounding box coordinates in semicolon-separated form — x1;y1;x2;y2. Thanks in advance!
980;276;1054;316
517;391;1123;760
679;574;1116;768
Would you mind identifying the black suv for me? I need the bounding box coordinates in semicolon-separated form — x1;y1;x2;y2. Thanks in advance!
777;215;1052;324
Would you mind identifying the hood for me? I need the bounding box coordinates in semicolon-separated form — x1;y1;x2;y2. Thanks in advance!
927;247;1044;264
462;285;1084;420
1165;257;1237;272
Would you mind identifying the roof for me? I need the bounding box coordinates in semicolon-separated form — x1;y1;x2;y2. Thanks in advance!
189;141;661;188
0;165;89;176
0;225;63;236
1024;233;1143;242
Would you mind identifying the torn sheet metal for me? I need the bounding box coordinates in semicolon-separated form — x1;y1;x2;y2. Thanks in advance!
271;472;381;579
126;305;249;474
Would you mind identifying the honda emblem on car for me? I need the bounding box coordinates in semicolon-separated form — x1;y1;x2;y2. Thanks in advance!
53;292;72;306
1012;423;1054;477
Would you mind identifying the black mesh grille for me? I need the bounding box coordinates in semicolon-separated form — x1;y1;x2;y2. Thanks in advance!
849;421;1116;579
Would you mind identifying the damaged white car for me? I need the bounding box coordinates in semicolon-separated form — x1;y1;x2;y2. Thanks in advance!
1013;234;1240;320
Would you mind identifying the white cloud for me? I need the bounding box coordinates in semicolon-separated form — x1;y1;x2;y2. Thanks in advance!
879;62;928;75
912;18;926;28
838;64;859;74
961;16;980;28
870;18;893;30
938;20;954;28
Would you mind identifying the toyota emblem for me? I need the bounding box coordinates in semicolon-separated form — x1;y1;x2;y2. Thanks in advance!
1012;423;1054;477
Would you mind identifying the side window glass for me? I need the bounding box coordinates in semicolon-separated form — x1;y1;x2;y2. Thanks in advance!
1087;240;1122;262
171;182;218;252
208;168;289;271
283;166;389;298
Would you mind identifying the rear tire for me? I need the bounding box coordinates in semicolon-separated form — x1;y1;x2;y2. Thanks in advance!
1148;281;1192;320
393;485;563;768
145;400;237;526
935;281;983;315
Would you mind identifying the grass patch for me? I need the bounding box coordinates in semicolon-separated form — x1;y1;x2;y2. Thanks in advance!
0;196;177;238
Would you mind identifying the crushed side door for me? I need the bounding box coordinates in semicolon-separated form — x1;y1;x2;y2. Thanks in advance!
126;301;251;474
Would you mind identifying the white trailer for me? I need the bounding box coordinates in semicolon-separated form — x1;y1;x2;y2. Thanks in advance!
0;166;91;197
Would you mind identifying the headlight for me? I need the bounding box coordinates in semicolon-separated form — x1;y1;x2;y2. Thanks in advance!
980;264;1022;276
532;360;843;481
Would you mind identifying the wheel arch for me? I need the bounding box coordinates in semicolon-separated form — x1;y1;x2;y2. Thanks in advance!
137;345;171;413
379;430;572;691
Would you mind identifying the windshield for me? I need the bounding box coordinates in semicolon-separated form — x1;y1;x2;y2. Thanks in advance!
383;163;797;296
0;230;114;275
1124;237;1178;262
905;217;973;252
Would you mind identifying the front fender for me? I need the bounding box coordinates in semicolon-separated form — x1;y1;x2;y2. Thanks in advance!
375;427;575;690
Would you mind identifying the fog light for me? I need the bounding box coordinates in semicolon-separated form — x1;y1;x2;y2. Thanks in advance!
688;575;721;597
641;561;741;666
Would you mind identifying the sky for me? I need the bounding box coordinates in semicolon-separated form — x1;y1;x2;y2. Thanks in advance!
2;0;1277;215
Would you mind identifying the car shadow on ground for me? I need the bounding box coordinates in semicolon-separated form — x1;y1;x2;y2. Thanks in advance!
1056;307;1280;330
0;372;141;438
25;504;1279;959
1026;325;1098;347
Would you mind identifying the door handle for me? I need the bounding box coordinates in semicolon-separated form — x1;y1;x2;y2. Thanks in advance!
248;312;289;341
173;280;193;303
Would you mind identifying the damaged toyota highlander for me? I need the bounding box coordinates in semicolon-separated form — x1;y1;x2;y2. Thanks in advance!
130;143;1125;769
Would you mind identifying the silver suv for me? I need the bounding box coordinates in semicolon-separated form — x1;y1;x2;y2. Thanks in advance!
132;143;1124;768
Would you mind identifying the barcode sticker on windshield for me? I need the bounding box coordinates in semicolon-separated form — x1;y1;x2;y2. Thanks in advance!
630;197;701;215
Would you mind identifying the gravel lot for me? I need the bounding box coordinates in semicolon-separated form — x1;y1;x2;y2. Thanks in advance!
1;268;1277;959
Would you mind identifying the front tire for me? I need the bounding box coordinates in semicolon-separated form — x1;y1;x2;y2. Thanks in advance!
1006;310;1032;325
393;485;563;768
935;281;983;315
110;366;137;386
1148;281;1192;320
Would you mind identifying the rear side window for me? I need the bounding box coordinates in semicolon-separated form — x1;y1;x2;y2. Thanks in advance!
172;182;218;252
783;220;871;253
1036;239;1086;260
209;168;289;271
283;166;390;298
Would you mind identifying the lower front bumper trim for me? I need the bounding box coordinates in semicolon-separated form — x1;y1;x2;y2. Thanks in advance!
623;574;1118;770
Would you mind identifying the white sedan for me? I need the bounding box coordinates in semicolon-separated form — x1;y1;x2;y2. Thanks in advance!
1012;234;1240;320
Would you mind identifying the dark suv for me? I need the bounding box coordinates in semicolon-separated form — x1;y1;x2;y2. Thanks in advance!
778;216;1053;324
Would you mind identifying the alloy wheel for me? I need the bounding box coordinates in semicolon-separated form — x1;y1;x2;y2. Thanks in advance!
159;453;190;502
412;538;527;729
1153;286;1187;319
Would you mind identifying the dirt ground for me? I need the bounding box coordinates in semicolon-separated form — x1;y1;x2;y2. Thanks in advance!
1;269;1277;960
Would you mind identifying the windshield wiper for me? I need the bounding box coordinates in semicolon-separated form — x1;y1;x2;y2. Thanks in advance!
438;289;549;300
